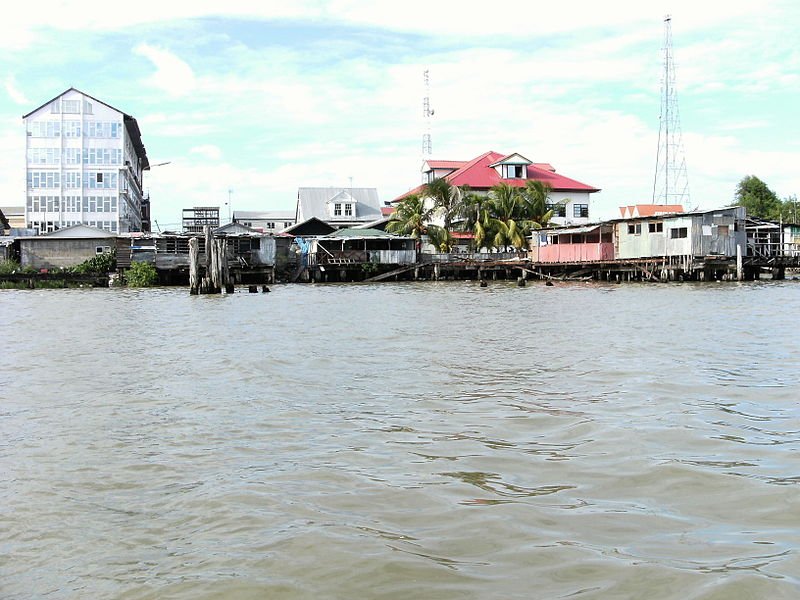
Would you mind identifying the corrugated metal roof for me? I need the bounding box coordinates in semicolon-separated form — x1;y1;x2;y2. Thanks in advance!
538;224;606;235
395;151;600;201
326;227;399;238
297;187;382;224
233;210;296;220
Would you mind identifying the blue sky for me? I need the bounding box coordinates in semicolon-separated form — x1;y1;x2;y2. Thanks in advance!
2;0;798;230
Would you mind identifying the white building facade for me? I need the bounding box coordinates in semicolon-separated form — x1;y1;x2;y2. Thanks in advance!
23;88;150;234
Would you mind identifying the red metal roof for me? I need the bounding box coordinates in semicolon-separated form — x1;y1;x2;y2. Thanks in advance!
619;204;684;217
380;206;396;216
425;160;467;170
394;151;599;201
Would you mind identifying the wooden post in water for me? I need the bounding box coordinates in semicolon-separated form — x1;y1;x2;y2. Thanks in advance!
736;244;743;281
189;237;200;294
210;238;221;292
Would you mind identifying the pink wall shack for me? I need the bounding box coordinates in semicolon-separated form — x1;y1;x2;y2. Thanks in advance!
537;242;615;263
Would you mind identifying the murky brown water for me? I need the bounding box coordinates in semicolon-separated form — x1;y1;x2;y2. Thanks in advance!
1;281;799;599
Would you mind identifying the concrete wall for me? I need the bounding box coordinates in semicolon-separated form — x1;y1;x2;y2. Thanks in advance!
20;238;112;269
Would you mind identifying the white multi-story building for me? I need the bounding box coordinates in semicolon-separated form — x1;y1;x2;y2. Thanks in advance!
23;88;150;234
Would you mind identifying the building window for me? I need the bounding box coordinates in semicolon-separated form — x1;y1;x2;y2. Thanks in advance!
284;222;292;227
547;203;566;218
63;100;80;114
717;225;730;236
27;171;61;189
504;164;525;178
344;203;353;216
64;121;81;137
29;121;61;137
267;222;275;229
627;223;642;235
648;222;664;233
670;227;688;239
573;204;589;218
333;203;342;216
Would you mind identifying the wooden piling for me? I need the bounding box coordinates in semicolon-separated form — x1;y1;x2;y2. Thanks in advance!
189;237;200;294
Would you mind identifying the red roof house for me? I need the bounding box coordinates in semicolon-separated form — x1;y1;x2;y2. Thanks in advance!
394;151;601;226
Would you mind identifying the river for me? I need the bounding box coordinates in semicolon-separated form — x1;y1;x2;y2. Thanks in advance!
1;281;799;599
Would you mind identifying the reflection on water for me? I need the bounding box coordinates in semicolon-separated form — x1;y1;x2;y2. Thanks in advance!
1;281;800;599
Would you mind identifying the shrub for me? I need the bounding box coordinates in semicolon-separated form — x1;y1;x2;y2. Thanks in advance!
125;261;158;287
71;249;117;274
0;259;21;275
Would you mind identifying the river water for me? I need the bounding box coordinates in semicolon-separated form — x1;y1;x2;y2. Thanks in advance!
1;281;799;599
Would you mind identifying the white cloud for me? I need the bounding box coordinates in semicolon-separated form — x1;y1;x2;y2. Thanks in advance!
134;44;197;98
5;77;29;105
190;144;223;160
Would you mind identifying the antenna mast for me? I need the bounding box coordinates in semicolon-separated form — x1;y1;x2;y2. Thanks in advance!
422;70;433;170
652;15;690;205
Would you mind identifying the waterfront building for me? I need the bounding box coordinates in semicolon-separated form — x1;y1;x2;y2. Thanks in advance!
614;207;746;261
296;187;383;229
531;206;745;264
0;206;25;233
22;88;150;235
19;224;116;270
233;210;296;233
394;151;600;226
530;224;615;263
182;206;220;233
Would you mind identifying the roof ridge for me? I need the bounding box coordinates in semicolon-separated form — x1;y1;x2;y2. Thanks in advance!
445;150;500;182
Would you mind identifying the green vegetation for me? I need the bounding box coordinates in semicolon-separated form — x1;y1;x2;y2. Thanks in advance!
388;178;562;252
71;249;116;274
124;261;159;287
0;259;33;275
734;175;799;222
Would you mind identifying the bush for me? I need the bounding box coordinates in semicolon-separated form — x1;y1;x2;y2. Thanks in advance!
125;261;158;287
0;259;21;275
71;249;116;274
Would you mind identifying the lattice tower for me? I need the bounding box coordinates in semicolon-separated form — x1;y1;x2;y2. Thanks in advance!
652;15;690;205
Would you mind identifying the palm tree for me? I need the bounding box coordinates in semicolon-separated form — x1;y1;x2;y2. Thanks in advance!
425;224;453;253
423;178;464;231
458;190;490;251
521;180;555;229
486;183;528;251
386;194;430;240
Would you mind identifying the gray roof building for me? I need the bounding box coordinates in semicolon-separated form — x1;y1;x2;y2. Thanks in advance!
233;210;296;233
296;187;382;228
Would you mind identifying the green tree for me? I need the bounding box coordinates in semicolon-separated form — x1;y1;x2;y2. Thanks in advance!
71;249;116;274
424;224;453;252
486;183;528;250
423;178;465;231
386;194;431;239
734;175;782;220
125;261;158;287
455;189;489;251
779;194;799;223
521;180;555;229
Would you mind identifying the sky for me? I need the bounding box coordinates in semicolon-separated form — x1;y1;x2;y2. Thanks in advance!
1;0;798;230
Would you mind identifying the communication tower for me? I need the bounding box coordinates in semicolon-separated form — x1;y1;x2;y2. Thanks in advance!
422;69;433;159
652;15;690;205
